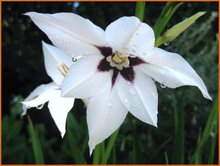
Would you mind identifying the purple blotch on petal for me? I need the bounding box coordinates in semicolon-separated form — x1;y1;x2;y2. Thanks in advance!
129;57;146;66
120;67;135;83
97;58;112;72
95;46;113;57
112;69;119;87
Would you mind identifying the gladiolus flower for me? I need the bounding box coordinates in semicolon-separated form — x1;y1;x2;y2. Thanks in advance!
22;42;75;137
25;12;211;153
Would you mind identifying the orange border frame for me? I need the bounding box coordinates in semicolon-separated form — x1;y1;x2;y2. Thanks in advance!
0;1;219;166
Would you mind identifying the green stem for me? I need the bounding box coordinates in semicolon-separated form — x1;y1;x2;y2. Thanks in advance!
135;2;145;21
93;143;102;164
101;129;120;164
172;97;185;164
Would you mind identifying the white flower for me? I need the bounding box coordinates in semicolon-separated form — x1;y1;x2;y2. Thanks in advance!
22;41;75;137
25;12;212;154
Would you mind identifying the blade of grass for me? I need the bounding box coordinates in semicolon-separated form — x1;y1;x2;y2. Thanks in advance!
165;151;169;164
153;2;183;39
66;128;86;164
27;116;45;164
101;129;119;164
155;11;205;47
208;136;217;164
190;96;218;164
93;143;102;164
135;2;145;21
150;136;172;160
172;98;185;164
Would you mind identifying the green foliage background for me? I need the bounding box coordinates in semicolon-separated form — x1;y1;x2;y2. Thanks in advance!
2;2;218;164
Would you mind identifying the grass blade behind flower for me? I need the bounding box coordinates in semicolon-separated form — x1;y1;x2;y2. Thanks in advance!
190;96;218;164
135;2;145;21
27;116;45;164
153;2;183;39
101;129;119;164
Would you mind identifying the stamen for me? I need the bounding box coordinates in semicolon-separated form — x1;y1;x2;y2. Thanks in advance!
112;51;129;64
58;63;69;76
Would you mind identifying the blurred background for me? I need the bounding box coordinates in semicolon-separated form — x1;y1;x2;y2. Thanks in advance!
2;2;218;164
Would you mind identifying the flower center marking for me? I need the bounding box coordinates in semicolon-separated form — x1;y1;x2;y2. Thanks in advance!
96;46;146;86
106;51;129;70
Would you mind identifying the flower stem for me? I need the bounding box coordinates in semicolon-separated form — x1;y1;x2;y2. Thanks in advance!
135;2;145;21
101;128;120;164
172;97;185;164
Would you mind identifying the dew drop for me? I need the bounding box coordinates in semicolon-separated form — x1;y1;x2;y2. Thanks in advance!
36;104;44;109
142;52;147;56
160;84;166;88
129;87;136;95
106;100;112;107
72;57;77;62
134;32;139;36
124;98;128;103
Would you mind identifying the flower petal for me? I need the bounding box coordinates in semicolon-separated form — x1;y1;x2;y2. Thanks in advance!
116;73;158;126
105;16;155;55
61;55;111;98
48;92;75;137
22;82;58;115
140;48;212;100
22;89;59;109
87;85;128;154
25;12;107;57
42;41;72;85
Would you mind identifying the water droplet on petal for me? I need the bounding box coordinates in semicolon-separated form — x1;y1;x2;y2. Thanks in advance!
36;104;44;109
124;98;128;103
160;84;166;88
129;87;136;95
106;100;112;107
134;32;139;36
142;52;147;56
72;57;77;62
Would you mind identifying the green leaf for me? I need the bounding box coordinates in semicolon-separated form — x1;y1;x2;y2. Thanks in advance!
155;11;206;47
135;2;145;21
153;2;183;39
66;128;87;164
27;116;45;164
190;96;218;164
172;98;185;164
101;129;119;164
93;143;103;164
164;151;169;164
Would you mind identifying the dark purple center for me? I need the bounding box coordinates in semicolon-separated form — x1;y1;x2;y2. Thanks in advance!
96;46;146;87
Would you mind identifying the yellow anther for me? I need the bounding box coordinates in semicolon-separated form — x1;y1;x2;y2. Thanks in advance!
112;51;129;64
58;63;69;76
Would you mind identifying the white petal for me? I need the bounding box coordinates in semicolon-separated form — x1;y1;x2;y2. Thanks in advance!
116;73;158;126
22;89;60;109
105;16;155;54
48;91;75;137
22;82;58;115
61;55;111;98
140;48;211;100
87;86;128;154
25;12;107;57
42;41;72;85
